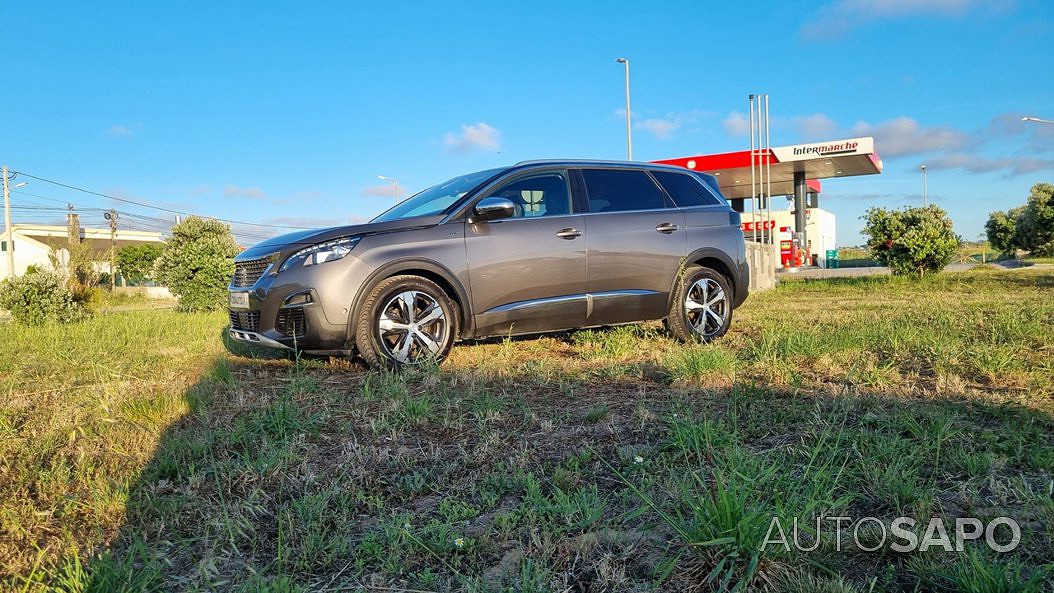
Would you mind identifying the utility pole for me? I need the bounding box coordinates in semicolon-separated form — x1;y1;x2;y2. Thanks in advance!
105;209;119;290
2;166;13;279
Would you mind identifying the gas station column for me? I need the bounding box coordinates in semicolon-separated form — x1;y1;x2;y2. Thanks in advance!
793;171;807;247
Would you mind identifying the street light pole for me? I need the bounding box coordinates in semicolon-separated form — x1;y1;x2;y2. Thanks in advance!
920;164;928;207
1021;116;1054;125
615;57;632;160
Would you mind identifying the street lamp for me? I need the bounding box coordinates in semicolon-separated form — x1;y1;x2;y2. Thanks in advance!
615;57;632;161
1021;116;1054;125
377;175;400;202
920;164;928;207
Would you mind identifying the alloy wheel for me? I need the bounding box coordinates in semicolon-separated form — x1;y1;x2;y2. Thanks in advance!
685;277;728;338
377;290;448;364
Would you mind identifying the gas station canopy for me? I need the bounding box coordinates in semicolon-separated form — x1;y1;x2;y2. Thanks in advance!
652;136;883;199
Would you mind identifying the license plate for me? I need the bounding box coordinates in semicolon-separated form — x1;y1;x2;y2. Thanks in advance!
229;292;250;309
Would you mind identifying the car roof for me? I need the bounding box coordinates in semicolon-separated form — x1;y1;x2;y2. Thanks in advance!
512;159;695;173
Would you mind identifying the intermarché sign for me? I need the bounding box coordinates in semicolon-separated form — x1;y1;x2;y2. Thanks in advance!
791;140;859;157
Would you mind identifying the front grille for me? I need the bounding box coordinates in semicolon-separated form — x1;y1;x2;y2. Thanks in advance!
275;307;307;337
232;257;272;288
229;310;261;332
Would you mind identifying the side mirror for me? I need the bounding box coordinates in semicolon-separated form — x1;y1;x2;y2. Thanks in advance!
472;197;516;222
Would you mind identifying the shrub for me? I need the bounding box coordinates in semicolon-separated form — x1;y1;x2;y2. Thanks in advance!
48;241;102;304
861;205;960;276
115;243;163;284
1016;182;1054;257
153;217;240;311
0;270;85;324
985;206;1024;256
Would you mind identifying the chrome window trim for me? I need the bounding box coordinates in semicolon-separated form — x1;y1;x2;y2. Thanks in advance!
485;289;659;314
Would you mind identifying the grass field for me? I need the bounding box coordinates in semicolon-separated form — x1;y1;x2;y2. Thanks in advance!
3;268;1053;592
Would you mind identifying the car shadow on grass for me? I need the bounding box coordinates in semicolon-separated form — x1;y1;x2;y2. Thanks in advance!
67;343;1054;593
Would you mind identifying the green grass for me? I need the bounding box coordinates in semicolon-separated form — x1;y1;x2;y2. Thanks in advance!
3;268;1053;592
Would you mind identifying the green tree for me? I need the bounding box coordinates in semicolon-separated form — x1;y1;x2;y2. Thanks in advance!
153;217;240;311
985;206;1024;256
1016;182;1054;257
861;205;961;276
115;244;163;284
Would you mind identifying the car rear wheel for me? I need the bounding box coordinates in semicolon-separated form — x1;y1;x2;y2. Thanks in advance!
664;266;733;342
355;275;458;368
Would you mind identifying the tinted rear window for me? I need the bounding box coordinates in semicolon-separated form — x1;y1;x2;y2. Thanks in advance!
653;171;723;207
581;169;667;213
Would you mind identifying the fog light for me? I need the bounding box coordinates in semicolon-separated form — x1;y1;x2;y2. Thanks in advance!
283;292;313;307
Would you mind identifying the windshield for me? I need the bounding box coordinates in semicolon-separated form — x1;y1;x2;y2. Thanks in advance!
372;168;507;222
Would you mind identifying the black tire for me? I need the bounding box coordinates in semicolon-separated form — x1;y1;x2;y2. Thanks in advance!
664;266;733;342
355;275;459;369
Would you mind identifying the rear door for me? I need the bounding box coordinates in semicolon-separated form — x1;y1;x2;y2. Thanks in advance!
651;170;731;230
465;168;587;337
576;168;687;325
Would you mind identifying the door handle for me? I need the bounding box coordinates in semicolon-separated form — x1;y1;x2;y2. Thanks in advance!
556;227;582;240
655;222;679;234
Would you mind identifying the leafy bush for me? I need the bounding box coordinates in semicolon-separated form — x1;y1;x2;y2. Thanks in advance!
861;205;960;276
1016;182;1054;257
0;270;85;324
48;240;103;305
985;206;1024;256
115;243;163;284
153;217;240;311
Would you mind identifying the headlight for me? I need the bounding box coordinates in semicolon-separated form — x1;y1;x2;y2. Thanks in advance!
279;236;361;273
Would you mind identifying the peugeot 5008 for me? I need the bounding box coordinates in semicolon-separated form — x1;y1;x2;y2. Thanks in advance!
228;161;749;367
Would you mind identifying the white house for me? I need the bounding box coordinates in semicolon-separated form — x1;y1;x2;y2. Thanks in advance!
1;222;166;279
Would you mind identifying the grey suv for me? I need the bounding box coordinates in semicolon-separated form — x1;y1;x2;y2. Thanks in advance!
228;160;749;367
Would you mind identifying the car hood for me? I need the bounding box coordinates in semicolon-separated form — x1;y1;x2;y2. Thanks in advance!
236;214;447;260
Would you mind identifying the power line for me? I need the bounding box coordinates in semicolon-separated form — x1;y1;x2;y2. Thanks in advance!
11;170;313;230
10;187;286;244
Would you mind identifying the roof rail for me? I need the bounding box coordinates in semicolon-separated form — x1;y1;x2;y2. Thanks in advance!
512;158;690;170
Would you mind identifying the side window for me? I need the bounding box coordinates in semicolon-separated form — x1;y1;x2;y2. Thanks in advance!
490;171;572;218
581;169;667;213
652;171;722;207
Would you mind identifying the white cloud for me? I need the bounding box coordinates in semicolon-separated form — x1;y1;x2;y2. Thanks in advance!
259;216;344;228
107;124;135;138
362;184;402;198
850;116;970;157
636;118;680;140
631;110;710;140
793;114;839;140
982;112;1054;152
926;153;1054;176
443;122;501;154
722;112;750;137
800;0;1010;40
223;185;268;200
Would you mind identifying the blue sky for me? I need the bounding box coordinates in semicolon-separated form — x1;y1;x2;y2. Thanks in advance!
4;0;1053;246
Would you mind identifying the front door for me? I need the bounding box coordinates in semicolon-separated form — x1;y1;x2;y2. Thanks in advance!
465;169;587;337
577;168;687;325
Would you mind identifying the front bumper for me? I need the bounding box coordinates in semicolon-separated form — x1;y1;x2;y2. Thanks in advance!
227;262;357;353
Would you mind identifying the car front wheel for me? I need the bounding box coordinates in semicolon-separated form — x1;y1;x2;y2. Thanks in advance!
664;266;733;342
355;275;458;368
